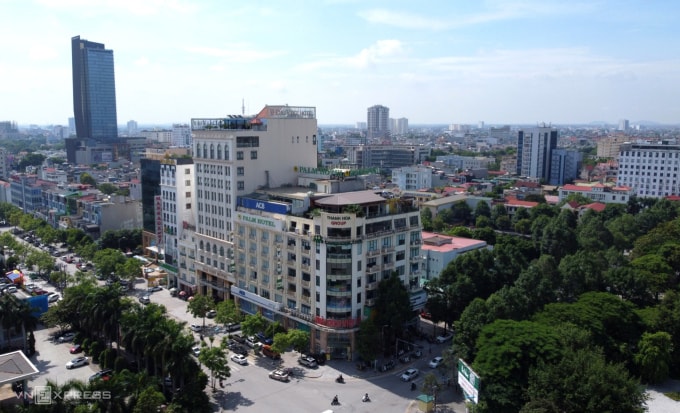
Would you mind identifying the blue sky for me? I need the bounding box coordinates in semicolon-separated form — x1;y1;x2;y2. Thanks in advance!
1;0;679;126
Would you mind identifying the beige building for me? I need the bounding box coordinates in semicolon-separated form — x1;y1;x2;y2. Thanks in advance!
597;135;627;158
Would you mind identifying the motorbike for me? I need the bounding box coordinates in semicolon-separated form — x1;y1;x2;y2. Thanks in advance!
331;396;340;406
362;394;371;402
335;375;344;384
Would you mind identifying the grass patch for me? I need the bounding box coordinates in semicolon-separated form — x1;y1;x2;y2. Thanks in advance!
664;391;680;401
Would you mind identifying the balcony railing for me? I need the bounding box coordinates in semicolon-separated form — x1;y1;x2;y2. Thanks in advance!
326;289;352;297
367;249;381;257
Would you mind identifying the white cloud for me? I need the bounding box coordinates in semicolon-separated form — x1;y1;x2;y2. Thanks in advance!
357;9;450;30
185;46;287;63
35;0;197;16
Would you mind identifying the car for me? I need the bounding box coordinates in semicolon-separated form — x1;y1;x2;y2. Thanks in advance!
33;288;48;296
256;332;273;345
225;323;241;332
24;284;36;292
192;345;201;357
70;344;83;354
206;309;217;318
4;286;17;294
48;293;60;303
435;333;454;344
230;354;248;365
401;368;419;382
429;357;444;368
268;369;289;382
228;343;249;356
146;286;162;293
58;332;76;343
89;369;113;382
190;324;202;332
139;295;151;305
298;355;318;368
66;356;89;369
245;336;259;348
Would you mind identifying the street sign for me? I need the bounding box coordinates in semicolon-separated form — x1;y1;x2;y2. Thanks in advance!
457;359;480;404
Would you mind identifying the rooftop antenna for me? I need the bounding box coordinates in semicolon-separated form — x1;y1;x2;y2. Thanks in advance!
242;98;245;116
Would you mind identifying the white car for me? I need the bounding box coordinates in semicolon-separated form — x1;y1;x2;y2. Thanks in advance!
436;332;454;343
429;357;444;368
66;356;89;369
192;346;201;357
231;354;248;365
400;368;419;382
190;324;202;332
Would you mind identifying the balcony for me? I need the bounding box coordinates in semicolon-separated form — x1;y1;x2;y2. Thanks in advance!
326;303;352;313
327;288;352;297
301;295;311;304
301;279;311;288
366;265;379;274
366;282;378;290
412;239;422;245
382;246;395;253
327;273;352;281
383;262;394;270
367;249;381;257
365;298;376;307
301;263;310;272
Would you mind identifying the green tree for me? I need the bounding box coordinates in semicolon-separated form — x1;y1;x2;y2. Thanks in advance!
186;294;215;328
522;347;647;413
93;248;127;279
635;331;673;384
133;386;166;413
356;318;380;362
215;299;241;327
80;172;97;186
198;343;230;390
240;313;268;337
474;200;492;218
98;182;119;195
421;208;433;231
373;273;413;342
473;319;562;413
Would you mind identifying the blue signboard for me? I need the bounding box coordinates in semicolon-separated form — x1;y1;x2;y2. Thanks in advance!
239;197;290;214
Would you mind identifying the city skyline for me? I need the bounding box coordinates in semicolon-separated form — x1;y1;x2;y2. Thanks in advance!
1;1;680;126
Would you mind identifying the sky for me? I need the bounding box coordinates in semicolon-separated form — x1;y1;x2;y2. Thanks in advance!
1;0;680;127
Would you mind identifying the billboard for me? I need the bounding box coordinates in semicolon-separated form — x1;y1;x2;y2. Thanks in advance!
457;359;480;404
238;197;290;214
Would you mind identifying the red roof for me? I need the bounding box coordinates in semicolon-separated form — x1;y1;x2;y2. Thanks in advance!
562;184;592;192
583;202;606;212
505;197;539;208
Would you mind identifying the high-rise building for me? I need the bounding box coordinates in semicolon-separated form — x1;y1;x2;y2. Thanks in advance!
549;148;582;185
183;105;318;300
71;35;118;141
618;119;629;132
367;105;390;140
516;125;558;182
172;124;191;147
617;141;680;198
127;120;138;136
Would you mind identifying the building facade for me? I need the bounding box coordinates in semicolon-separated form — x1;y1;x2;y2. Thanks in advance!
367;105;390;140
616;141;680;198
558;183;633;204
71;36;118;141
391;166;433;191
182;105;318;302
516;125;558;182
549;148;582;185
232;188;424;359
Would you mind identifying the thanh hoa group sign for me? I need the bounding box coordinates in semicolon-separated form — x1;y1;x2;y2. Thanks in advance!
457;359;480;404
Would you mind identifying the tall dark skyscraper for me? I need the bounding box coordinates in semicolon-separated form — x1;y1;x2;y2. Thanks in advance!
71;35;118;141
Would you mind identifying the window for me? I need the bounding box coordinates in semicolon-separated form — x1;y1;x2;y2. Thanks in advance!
185;191;191;197
237;167;244;176
237;181;245;190
251;151;258;159
237;151;244;160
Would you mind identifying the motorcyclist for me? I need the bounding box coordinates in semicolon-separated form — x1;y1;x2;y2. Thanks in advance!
411;382;417;391
362;393;370;402
332;395;339;405
336;374;344;382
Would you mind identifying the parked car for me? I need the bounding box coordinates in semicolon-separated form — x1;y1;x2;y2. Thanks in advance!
4;286;17;294
262;344;280;360
230;354;248;365
245;336;259;348
146;286;162;293
192;346;201;357
268;369;289;382
381;360;396;372
66;356;89;369
298;355;318;368
225;323;241;332
48;293;60;303
139;295;150;305
400;368;420;382
89;369;112;382
256;332;273;345
58;332;76;343
228;343;249;356
69;344;82;354
429;357;444;368
206;310;217;318
435;332;454;344
190;324;202;332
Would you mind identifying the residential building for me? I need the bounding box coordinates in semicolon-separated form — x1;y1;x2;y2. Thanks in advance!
435;155;494;171
597;135;627;158
549;148;582;185
0;147;9;179
71;36;118;141
390;117;409;135
616;141;680;198
172;124;191;147
516;125;558;182
558;183;634;204
367;105;390;140
420;232;487;283
391;166;433;191
127;120;138;136
140;129;172;144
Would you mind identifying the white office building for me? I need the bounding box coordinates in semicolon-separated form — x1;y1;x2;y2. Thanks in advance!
391;166;433;191
616;141;680;198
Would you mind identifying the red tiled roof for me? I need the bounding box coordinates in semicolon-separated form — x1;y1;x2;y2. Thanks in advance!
562;184;592;192
583;202;606;212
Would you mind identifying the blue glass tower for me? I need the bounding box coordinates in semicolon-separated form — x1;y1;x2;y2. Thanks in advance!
71;36;118;141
